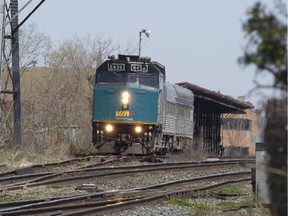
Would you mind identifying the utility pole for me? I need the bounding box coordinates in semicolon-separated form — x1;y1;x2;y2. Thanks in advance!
0;0;46;145
11;0;21;145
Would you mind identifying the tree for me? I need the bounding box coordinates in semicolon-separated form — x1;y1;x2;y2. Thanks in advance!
0;23;52;145
240;1;287;215
21;33;135;154
47;34;135;88
19;23;52;69
239;0;287;91
46;34;132;107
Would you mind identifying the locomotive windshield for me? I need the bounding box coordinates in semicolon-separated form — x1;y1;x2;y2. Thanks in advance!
128;74;157;87
98;72;126;84
97;72;157;88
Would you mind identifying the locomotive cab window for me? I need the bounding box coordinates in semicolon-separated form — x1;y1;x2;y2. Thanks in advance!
128;74;157;87
96;72;158;88
97;72;126;85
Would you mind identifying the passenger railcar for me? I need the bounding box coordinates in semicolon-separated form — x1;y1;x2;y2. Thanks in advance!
161;82;194;153
92;54;194;155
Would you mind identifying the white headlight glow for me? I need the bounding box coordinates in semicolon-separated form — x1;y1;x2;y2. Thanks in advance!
122;91;130;98
121;91;130;107
135;126;142;133
105;124;113;133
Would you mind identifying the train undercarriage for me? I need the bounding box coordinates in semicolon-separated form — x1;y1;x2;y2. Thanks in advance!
92;122;193;155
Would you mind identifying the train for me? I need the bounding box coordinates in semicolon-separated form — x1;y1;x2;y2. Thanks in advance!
92;54;194;155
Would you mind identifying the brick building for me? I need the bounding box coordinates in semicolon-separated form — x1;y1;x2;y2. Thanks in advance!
221;109;259;156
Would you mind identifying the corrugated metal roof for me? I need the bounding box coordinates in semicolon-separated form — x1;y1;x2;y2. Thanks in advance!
177;82;254;112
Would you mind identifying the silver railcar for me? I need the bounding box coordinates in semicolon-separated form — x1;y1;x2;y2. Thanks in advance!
154;82;194;153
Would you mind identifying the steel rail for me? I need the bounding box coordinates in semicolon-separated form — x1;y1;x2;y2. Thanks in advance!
0;159;254;182
0;171;251;215
0;161;251;192
0;158;255;180
61;178;251;216
0;175;251;215
0;155;113;178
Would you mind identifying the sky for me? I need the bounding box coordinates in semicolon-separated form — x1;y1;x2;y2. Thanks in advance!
19;0;275;107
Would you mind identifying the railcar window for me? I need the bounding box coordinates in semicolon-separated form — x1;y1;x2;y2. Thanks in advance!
129;74;157;87
177;105;192;118
166;102;176;115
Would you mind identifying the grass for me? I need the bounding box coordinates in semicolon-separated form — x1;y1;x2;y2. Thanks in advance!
166;198;213;213
0;148;15;164
0;195;16;202
76;161;93;167
215;186;244;195
166;186;272;215
110;163;125;167
25;153;48;164
132;176;146;183
166;198;192;207
0;144;75;169
50;184;69;189
0;147;50;165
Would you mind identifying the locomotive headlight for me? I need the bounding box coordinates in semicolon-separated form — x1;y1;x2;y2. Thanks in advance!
121;91;130;109
122;97;129;105
135;126;142;133
105;124;113;133
121;91;130;104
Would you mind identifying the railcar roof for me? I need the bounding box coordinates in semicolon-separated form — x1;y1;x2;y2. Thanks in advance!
177;82;254;113
166;82;194;106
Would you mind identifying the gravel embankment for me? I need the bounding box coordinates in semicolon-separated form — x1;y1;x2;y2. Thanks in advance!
0;158;271;216
102;183;271;216
93;164;249;191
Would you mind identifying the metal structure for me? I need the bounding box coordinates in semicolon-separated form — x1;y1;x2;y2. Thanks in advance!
0;0;45;144
11;0;21;144
178;82;254;154
252;135;271;205
138;29;151;57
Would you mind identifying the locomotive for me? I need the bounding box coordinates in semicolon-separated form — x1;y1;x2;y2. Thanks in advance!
92;54;194;155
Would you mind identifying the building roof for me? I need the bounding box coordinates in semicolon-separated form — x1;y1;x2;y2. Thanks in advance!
177;82;254;113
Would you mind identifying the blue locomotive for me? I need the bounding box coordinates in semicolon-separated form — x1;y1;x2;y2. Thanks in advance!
92;54;194;155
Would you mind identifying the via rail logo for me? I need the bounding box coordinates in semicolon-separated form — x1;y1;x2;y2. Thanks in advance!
115;110;134;120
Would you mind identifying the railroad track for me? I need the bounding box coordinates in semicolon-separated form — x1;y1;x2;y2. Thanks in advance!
0;171;251;216
0;157;254;179
0;155;147;185
0;155;122;178
0;159;254;192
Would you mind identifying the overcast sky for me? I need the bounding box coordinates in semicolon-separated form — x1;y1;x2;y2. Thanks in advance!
19;0;275;107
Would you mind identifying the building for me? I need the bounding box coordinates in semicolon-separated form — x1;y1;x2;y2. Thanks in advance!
221;109;259;156
178;82;255;156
